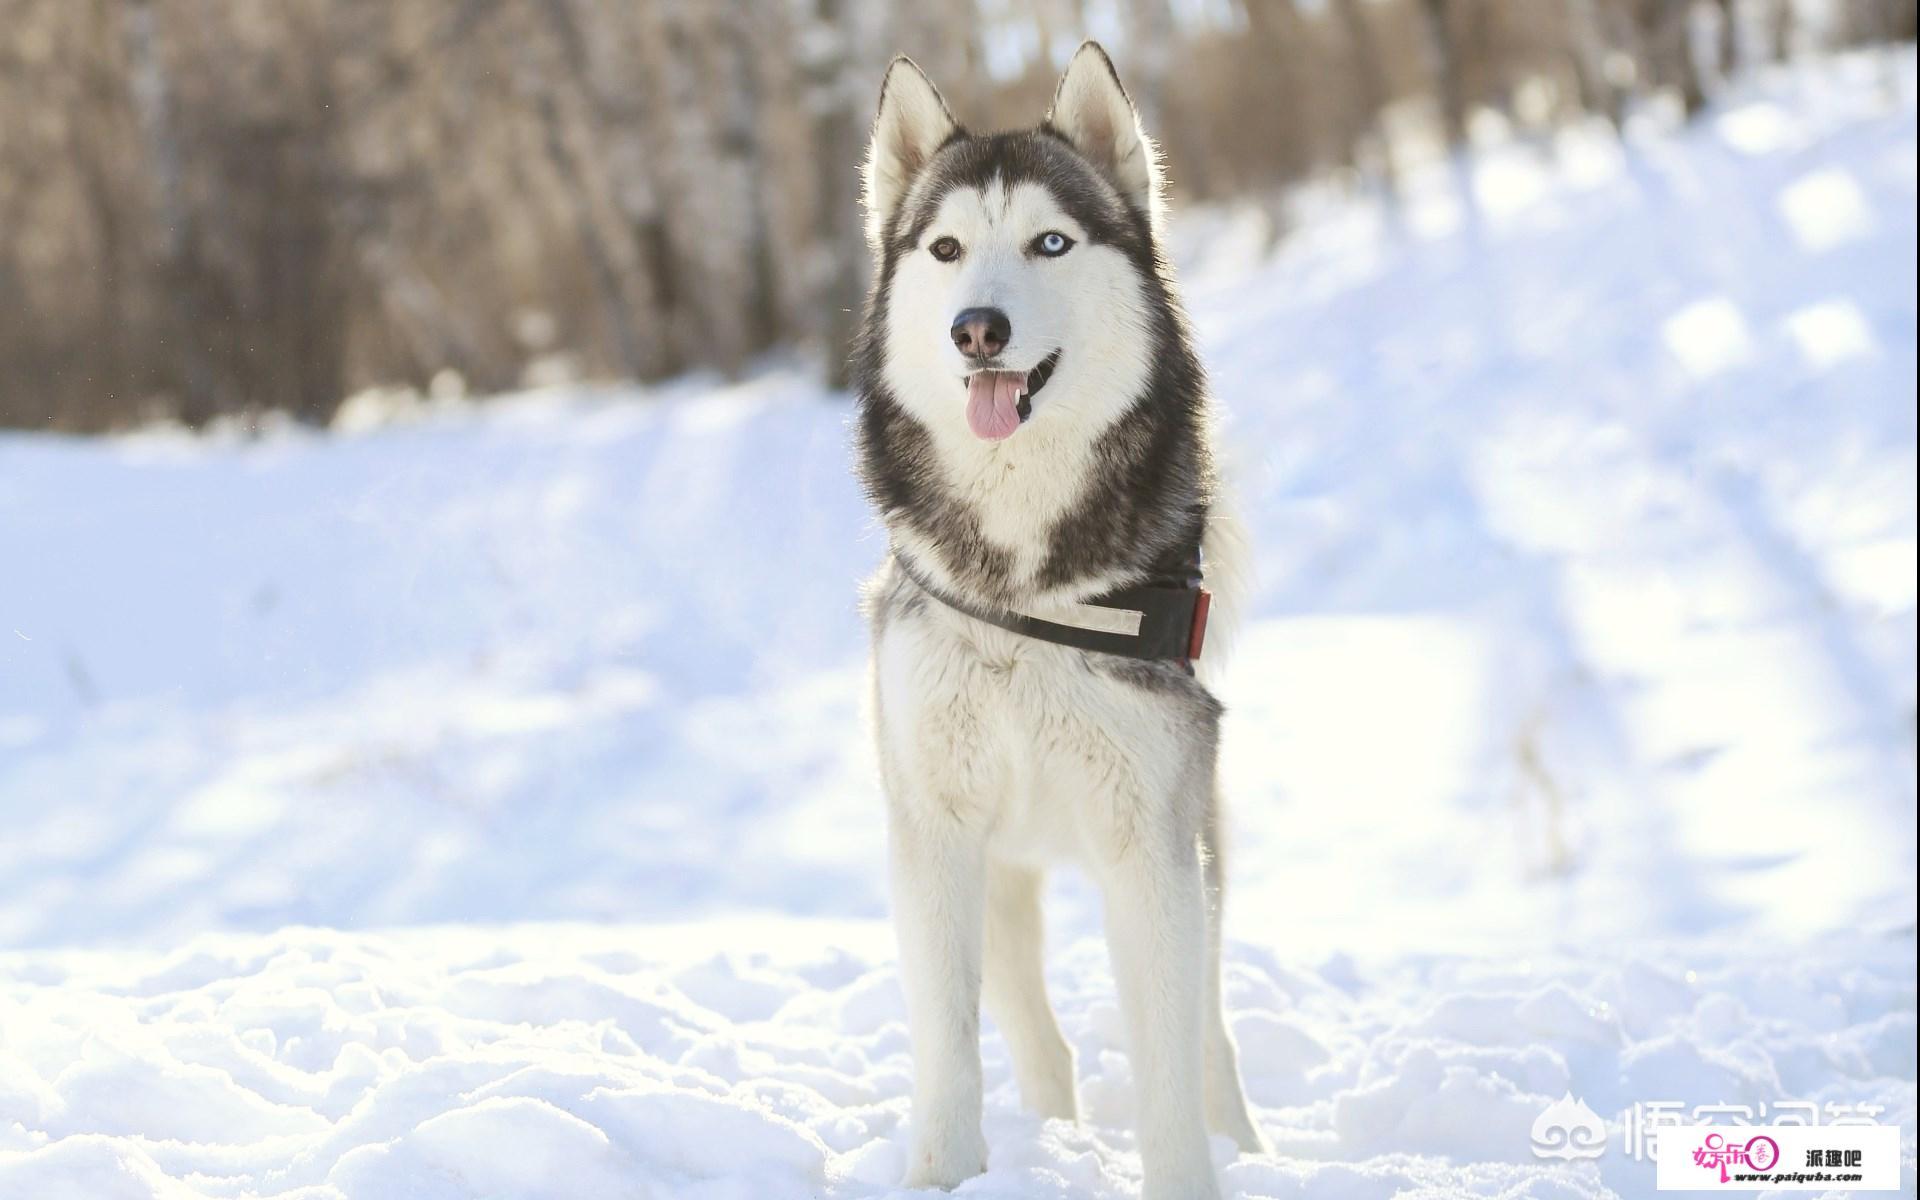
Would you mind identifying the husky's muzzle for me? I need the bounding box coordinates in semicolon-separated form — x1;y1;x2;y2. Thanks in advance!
961;350;1061;441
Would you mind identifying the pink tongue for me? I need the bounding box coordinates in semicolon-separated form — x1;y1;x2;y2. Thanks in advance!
965;371;1024;441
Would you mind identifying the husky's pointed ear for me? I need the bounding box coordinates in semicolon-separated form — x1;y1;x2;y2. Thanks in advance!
863;57;959;247
1046;42;1161;221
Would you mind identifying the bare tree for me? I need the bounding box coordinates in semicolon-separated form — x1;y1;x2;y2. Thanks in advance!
1329;0;1404;217
796;0;878;389
1566;0;1629;129
1635;0;1709;117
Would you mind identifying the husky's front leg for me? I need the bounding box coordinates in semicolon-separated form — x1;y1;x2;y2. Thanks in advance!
1096;816;1217;1200
891;804;990;1188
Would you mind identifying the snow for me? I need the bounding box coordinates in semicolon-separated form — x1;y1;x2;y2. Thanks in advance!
1;928;1910;1198
1;50;1915;1200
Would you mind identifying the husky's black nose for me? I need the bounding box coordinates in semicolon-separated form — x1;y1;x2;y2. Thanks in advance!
950;307;1011;359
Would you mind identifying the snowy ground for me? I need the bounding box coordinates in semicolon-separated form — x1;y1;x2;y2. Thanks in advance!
1;51;1915;1200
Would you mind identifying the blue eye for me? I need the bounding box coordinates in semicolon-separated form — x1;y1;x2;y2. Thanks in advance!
1033;231;1074;257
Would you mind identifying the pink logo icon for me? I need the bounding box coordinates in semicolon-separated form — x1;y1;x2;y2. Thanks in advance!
1692;1131;1781;1183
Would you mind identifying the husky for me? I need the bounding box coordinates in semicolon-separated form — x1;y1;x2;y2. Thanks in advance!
852;42;1266;1200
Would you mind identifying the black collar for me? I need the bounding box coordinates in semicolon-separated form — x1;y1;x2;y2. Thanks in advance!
892;548;1211;668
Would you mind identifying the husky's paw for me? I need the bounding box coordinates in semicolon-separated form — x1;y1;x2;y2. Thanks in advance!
1017;1047;1079;1122
1230;1123;1271;1157
1206;1104;1269;1156
901;1128;988;1190
1141;1153;1225;1200
1141;1178;1223;1200
1027;1077;1079;1124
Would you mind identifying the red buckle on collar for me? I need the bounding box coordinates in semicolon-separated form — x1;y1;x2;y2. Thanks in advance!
1187;589;1212;662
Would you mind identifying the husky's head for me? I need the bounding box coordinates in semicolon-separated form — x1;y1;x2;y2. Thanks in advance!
860;43;1167;445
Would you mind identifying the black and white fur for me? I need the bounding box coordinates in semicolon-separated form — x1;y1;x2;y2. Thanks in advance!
854;43;1264;1200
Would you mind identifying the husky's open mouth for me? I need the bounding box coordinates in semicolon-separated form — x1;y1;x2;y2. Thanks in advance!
962;350;1061;441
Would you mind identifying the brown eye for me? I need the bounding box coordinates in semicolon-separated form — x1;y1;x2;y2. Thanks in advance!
929;236;961;262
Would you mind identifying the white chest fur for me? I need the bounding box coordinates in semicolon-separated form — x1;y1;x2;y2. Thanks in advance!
870;580;1199;867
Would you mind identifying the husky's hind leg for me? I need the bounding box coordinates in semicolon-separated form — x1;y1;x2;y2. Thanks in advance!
1200;790;1266;1153
982;862;1077;1120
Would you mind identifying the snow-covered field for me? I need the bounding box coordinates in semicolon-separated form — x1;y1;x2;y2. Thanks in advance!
2;51;1915;1200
